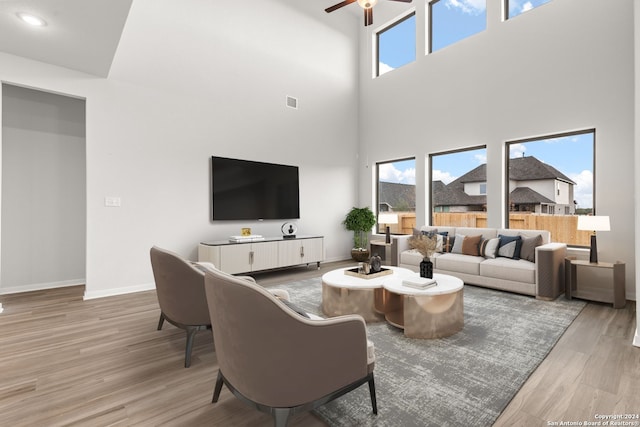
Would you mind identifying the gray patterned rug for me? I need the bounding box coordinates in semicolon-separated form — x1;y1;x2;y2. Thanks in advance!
268;278;586;427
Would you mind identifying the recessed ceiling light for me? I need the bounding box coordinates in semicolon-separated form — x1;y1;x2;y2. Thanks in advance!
17;12;47;27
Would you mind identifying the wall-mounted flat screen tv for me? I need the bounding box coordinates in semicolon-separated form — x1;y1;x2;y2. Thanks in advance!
211;156;300;221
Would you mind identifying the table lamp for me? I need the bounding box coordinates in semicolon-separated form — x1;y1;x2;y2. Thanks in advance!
378;213;399;244
577;215;610;264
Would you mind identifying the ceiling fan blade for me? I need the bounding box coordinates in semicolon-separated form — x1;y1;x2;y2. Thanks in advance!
388;0;413;2
364;7;373;26
325;0;357;13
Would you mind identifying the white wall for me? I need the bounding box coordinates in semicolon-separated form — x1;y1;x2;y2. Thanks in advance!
0;0;361;298
1;84;86;293
359;0;637;299
634;0;639;347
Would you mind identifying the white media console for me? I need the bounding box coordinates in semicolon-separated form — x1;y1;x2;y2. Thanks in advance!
198;235;324;274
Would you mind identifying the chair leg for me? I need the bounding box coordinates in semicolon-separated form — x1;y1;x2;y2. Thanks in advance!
212;371;224;403
273;408;291;427
157;312;165;330
184;327;198;368
368;375;378;415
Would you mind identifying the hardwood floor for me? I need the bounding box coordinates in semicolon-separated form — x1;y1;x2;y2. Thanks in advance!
0;260;637;427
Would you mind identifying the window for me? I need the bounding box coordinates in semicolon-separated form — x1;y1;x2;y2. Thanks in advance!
376;158;416;234
376;13;416;77
505;0;551;20
430;146;488;227
505;130;595;246
429;0;486;53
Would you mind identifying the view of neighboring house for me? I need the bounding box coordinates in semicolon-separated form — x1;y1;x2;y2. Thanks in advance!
378;181;416;212
432;156;576;215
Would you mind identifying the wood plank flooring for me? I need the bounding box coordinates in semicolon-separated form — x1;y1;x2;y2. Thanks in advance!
0;260;637;426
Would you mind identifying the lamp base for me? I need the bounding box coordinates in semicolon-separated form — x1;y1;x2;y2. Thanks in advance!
385;226;391;244
589;234;598;264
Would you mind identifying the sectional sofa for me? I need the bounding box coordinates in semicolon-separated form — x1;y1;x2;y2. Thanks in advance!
394;226;567;299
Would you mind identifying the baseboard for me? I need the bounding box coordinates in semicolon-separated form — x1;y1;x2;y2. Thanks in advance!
83;282;156;300
0;278;85;295
634;327;640;348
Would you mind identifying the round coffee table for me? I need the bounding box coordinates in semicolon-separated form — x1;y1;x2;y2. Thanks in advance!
321;266;414;322
380;273;464;339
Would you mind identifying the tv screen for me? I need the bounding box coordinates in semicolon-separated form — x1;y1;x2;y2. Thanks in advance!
211;156;300;221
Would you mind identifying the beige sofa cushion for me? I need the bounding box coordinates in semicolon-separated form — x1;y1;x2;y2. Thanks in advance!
480;258;536;284
400;249;424;266
435;253;484;275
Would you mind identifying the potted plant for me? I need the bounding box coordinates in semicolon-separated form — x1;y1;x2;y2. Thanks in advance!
343;206;377;262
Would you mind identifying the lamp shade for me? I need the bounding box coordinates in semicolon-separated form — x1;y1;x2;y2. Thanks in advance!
577;215;610;232
378;213;398;224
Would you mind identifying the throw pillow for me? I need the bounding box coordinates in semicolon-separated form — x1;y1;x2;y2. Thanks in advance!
497;235;523;260
461;234;482;256
480;237;500;259
443;235;454;253
520;234;543;263
436;231;448;253
451;234;466;254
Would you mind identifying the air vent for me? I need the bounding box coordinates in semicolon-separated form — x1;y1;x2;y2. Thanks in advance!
286;95;298;109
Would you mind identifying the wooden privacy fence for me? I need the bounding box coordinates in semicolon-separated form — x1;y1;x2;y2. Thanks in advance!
385;212;591;246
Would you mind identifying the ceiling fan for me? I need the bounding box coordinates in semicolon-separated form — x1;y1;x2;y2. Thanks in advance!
325;0;412;27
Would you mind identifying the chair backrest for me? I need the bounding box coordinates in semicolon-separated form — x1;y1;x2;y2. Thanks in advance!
204;268;369;408
150;246;210;326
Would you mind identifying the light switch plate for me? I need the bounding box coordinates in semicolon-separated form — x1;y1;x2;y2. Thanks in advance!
105;196;121;207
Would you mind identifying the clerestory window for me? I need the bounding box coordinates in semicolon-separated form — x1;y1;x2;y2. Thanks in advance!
376;12;416;77
429;0;487;53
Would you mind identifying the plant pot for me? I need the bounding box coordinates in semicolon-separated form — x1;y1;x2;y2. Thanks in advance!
351;248;370;262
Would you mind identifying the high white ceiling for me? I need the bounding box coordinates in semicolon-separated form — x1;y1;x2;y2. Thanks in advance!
0;0;414;78
0;0;133;77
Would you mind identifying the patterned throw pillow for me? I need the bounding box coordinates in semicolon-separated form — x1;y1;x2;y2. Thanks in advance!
497;235;523;260
519;234;543;263
479;237;500;259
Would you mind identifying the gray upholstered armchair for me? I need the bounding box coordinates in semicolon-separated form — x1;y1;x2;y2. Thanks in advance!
204;267;377;427
150;246;212;368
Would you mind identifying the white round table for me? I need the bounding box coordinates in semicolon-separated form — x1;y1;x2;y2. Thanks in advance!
321;266;414;322
380;273;464;339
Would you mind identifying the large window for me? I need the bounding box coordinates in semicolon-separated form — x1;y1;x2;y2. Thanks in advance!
429;0;486;53
376;158;416;234
505;130;595;246
376;13;416;77
505;0;551;20
430;146;488;227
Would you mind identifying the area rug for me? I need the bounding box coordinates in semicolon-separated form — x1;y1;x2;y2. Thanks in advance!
267;278;586;427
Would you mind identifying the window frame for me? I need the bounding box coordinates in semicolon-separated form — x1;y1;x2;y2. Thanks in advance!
375;156;416;235
375;11;416;78
504;0;552;21
428;0;487;54
504;129;596;247
429;145;488;226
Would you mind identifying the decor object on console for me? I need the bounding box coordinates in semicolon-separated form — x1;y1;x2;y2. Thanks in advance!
378;213;398;244
204;267;377;427
576;215;610;263
343;206;377;262
281;221;298;239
